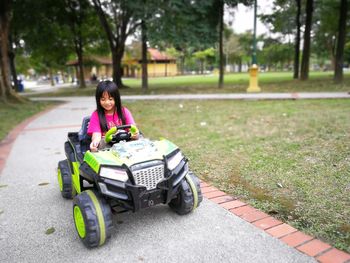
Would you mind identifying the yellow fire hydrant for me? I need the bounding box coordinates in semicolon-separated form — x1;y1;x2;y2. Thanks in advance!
247;64;261;93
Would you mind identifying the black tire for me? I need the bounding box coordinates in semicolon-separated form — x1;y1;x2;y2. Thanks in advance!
169;171;202;215
58;160;74;199
73;190;113;248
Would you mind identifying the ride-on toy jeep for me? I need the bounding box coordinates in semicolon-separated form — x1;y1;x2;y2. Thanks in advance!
57;117;202;248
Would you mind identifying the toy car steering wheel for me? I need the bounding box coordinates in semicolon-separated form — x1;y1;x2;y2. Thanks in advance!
105;125;139;144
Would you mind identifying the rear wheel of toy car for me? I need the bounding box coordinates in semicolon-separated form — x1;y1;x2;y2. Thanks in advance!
73;190;113;248
168;171;202;215
58;160;75;199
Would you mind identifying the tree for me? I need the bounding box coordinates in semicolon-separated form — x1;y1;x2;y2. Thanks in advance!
12;0;73;86
312;0;339;71
238;31;254;69
260;0;301;78
137;0;160;92
334;0;348;83
300;0;314;80
193;48;215;74
260;40;293;70
345;41;350;65
293;0;301;79
217;0;253;88
0;0;20;102
147;0;219;76
59;0;108;88
218;0;225;88
141;19;148;91
64;0;90;88
92;0;142;88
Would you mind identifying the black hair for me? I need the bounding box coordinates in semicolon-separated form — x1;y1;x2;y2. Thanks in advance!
95;80;125;132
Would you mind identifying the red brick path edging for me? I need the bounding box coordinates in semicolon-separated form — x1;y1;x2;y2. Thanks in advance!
200;181;350;263
0;104;62;176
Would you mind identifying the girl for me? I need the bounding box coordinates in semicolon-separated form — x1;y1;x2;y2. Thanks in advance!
87;80;139;151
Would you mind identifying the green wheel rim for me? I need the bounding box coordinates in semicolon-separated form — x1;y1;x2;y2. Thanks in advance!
57;168;63;192
74;205;86;238
185;173;198;210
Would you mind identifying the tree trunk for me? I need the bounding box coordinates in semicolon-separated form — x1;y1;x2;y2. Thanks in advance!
180;55;185;75
218;0;224;88
112;47;125;88
93;0;130;89
293;0;301;79
300;0;313;81
141;19;148;92
334;0;348;84
67;0;86;89
49;68;55;86
0;0;21;102
8;34;19;91
76;41;86;88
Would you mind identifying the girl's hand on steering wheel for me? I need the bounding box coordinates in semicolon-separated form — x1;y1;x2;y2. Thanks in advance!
130;131;139;140
90;140;99;152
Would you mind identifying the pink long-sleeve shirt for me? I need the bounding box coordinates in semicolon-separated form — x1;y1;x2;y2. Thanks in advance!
87;107;135;136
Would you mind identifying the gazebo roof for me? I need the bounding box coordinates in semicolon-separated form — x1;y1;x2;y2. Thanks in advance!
147;48;175;61
66;56;111;66
66;48;175;66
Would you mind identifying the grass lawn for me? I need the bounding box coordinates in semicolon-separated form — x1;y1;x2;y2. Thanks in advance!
123;98;350;252
7;71;350;252
26;71;350;97
0;101;58;142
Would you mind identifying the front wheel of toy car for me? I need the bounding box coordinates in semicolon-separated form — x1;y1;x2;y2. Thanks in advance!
168;171;202;215
73;190;113;248
57;160;75;199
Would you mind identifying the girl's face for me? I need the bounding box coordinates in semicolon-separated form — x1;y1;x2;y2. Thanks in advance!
100;91;115;114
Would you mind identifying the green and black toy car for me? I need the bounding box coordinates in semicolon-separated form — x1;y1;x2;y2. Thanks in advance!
57;117;202;248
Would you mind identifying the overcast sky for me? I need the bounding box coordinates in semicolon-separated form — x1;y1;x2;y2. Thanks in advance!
226;1;274;35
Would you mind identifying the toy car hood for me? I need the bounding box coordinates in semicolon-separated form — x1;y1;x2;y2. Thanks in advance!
84;138;178;173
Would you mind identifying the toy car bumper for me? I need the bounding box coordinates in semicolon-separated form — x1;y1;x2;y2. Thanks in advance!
97;160;189;212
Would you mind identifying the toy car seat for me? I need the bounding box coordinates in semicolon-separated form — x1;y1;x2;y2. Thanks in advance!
78;116;91;153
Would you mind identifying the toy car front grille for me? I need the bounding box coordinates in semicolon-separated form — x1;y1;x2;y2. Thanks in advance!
132;164;164;190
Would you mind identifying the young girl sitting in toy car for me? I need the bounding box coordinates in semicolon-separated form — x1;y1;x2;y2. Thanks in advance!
87;80;139;152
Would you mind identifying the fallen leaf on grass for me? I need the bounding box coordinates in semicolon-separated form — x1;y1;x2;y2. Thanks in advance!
45;227;55;235
277;183;283;188
38;182;49;186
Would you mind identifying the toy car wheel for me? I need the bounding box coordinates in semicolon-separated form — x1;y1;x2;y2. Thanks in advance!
58;160;75;199
189;171;203;206
73;190;113;248
169;171;202;215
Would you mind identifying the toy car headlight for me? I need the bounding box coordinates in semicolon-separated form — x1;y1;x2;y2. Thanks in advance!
100;167;129;182
167;151;184;170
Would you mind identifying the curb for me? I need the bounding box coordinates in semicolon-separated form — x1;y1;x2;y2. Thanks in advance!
200;181;350;263
0;104;63;176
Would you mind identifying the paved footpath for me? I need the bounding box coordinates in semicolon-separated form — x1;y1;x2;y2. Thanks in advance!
0;94;349;263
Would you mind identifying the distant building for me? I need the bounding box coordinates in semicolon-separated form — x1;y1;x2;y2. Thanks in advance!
66;48;177;81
